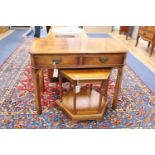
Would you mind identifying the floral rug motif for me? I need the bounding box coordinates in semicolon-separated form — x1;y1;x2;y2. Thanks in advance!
0;38;155;129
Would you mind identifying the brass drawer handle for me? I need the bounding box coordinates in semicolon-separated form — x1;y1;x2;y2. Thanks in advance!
52;59;62;64
99;57;109;63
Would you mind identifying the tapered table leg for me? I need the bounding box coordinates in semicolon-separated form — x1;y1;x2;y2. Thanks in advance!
32;68;42;114
112;67;123;109
135;35;140;47
148;41;151;48
150;44;154;56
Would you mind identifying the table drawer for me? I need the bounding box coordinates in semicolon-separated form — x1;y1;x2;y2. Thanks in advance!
139;30;154;40
34;55;80;67
83;54;125;66
140;26;155;31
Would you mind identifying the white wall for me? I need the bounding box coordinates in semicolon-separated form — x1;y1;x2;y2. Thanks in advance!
132;26;139;39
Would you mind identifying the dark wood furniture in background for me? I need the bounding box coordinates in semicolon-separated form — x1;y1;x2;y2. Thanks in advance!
119;26;133;40
135;26;155;56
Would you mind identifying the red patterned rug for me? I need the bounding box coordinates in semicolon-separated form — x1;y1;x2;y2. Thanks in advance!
0;38;155;128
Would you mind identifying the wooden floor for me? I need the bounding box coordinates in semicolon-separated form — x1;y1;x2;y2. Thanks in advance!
110;31;155;73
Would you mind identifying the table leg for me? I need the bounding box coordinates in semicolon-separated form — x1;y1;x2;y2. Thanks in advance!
98;80;104;113
32;68;42;114
59;73;63;102
89;84;93;95
135;35;140;47
48;69;53;82
126;29;130;40
148;41;151;48
73;81;77;114
104;79;109;102
112;67;123;109
39;69;44;92
150;44;154;56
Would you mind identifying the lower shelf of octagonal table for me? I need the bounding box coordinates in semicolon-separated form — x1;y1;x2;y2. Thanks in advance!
56;89;107;121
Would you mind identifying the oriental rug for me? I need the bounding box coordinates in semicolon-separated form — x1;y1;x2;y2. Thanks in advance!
0;38;154;129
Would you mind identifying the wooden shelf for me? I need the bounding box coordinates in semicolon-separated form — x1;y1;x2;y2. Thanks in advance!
56;89;107;121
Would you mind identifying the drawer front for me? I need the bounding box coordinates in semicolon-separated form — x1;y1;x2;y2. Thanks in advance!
139;29;144;35
83;54;125;66
143;26;155;32
34;55;79;67
142;31;154;40
139;27;144;31
139;30;154;40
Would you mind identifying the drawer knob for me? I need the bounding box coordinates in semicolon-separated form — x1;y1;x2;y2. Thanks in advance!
52;59;62;64
99;57;109;63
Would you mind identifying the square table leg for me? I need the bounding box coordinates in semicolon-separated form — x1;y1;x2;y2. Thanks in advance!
98;80;104;113
32;68;42;114
112;67;123;109
59;73;63;102
39;69;44;92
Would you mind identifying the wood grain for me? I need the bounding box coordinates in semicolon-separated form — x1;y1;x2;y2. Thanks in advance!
30;38;127;55
60;69;111;81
